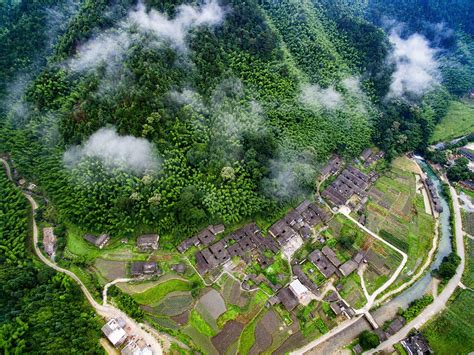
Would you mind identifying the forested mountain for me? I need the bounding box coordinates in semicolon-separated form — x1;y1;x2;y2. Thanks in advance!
1;0;472;244
0;169;102;352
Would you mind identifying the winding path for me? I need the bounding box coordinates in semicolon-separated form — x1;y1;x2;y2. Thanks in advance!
1;158;164;354
340;207;408;313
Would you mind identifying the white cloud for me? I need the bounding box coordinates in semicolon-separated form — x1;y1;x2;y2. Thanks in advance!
387;30;440;98
63;127;160;173
67;0;225;74
68;31;132;73
299;83;343;110
342;76;362;95
129;0;225;50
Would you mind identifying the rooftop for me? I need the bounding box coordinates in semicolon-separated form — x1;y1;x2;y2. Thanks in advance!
289;279;309;297
322;246;342;267
277;287;299;311
102;318;127;347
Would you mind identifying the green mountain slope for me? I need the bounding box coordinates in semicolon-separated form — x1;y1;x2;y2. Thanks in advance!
0;0;471;242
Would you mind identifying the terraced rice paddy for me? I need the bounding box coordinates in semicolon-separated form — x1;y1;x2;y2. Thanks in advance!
153;291;194;316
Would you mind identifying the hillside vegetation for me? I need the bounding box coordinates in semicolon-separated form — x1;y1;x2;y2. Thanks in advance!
0;166;102;353
2;0;470;244
431;100;474;143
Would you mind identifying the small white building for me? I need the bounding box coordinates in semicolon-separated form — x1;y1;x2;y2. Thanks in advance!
121;340;153;355
289;279;309;298
102;318;128;348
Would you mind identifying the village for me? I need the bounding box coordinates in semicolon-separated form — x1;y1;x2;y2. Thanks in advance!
25;147;444;354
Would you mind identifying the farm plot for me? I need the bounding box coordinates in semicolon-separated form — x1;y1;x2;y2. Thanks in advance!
94;259;127;281
221;275;250;308
422;290;474;354
463;237;474;288
363;239;402;294
338;273;366;309
364;157;434;288
132;278;193;305
211;320;244;354
430;99;474;143
182;324;218;355
194;289;227;333
249;310;281;353
198;289;227;319
117;280;162;294
153;291;194;316
462;211;474;236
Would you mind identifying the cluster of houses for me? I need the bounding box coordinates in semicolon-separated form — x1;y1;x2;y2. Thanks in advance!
136;234;159;251
319;155;342;178
322;165;378;207
324;291;355;319
268;200;330;247
82;233;162;278
190;223;280;276
269;244;366;317
102;318;152;355
130;261;161;277
360;148;385;168
177;224;225;253
459;146;474;161
459;180;474;191
422;178;443;213
83;233;160;251
308;247;366;279
176;200;331;280
84;233;111;249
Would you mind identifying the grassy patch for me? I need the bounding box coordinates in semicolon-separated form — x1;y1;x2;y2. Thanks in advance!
422;290;474;354
301;261;326;286
263;255;290;285
431;100;474;143
463;237;474;288
190;309;217;337
217;304;240;328
238;311;262;354
132;279;193;305
393;343;407;355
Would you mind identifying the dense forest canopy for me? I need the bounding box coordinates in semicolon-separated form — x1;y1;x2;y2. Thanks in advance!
0;0;472;241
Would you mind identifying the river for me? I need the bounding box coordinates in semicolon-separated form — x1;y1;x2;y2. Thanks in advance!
373;158;453;321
